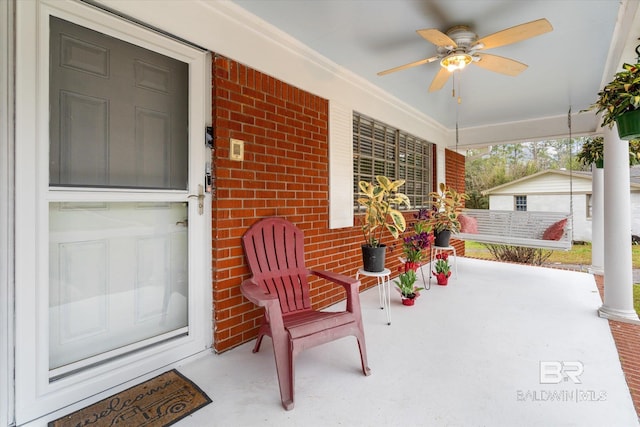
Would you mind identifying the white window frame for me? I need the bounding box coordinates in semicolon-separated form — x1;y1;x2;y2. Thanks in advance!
515;195;527;211
352;112;433;210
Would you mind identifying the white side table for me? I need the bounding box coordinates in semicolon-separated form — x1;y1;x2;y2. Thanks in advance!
356;267;391;325
431;245;458;278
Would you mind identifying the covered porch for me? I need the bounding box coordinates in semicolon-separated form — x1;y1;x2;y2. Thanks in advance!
5;1;640;424
174;257;637;426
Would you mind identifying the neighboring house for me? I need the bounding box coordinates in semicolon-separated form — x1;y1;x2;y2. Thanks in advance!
484;169;640;242
630;167;640;237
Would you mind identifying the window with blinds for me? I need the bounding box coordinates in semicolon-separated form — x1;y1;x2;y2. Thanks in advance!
352;113;433;209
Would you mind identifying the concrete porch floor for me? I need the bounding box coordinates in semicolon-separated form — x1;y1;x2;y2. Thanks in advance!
175;257;638;426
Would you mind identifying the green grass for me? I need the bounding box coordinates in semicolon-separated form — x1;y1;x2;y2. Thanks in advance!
635;285;640;316
464;241;640;268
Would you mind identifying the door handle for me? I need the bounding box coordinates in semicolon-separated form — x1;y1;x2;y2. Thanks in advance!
188;184;204;215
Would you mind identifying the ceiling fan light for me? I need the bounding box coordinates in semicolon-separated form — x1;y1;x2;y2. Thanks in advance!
440;53;472;72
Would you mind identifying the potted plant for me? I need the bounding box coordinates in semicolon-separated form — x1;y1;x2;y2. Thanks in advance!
577;136;605;168
576;136;640;168
583;62;640;140
401;210;434;272
394;269;424;306
425;182;469;247
357;175;410;272
432;253;452;286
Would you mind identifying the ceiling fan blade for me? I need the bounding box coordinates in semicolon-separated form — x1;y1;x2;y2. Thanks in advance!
428;67;451;92
473;53;528;76
416;28;457;48
377;56;439;76
474;18;553;50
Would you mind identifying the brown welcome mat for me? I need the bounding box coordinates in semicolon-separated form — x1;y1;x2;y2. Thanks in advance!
49;369;211;427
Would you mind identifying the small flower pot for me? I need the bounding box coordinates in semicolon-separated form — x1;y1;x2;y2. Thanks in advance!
401;297;416;306
433;272;451;286
434;230;452;247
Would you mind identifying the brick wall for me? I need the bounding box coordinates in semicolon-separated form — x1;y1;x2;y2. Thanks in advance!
446;148;466;256
445;148;465;194
212;56;368;352
211;55;465;352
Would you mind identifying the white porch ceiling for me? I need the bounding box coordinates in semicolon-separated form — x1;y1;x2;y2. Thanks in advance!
231;0;640;146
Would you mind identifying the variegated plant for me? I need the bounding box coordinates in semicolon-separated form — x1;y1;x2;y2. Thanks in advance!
584;63;640;129
426;182;469;233
357;175;410;247
577;135;640;167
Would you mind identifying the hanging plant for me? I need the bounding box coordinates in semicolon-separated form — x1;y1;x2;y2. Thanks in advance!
576;136;604;168
576;136;640;168
583;63;640;139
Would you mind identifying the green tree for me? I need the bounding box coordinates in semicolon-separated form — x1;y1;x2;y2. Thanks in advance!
464;138;589;208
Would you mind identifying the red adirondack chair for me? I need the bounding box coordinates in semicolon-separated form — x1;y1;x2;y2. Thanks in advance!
241;217;371;410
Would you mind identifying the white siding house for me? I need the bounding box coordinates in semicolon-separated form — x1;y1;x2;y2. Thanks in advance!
484;169;640;243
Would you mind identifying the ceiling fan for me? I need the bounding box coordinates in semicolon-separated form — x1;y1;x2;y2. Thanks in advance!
377;18;553;92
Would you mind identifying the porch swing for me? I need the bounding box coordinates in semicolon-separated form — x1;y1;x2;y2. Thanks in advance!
454;109;574;251
455;209;573;250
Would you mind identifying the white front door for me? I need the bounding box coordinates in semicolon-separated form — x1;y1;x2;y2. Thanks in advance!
15;1;211;423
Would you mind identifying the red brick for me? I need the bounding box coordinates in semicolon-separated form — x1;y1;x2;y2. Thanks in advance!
210;55;457;356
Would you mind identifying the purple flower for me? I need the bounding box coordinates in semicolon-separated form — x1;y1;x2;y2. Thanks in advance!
414;208;430;221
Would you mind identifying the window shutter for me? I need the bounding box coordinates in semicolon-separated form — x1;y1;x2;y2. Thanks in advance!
329;101;354;229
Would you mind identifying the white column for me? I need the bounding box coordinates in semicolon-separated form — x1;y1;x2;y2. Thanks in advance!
598;124;638;321
590;164;604;274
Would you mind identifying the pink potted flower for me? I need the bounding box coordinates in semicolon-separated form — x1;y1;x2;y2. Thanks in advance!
432;253;452;285
400;209;434;272
394;269;424;306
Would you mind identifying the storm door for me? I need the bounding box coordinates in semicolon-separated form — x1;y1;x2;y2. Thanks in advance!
15;2;210;423
47;15;194;374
